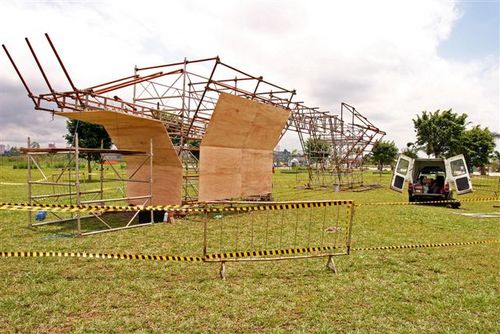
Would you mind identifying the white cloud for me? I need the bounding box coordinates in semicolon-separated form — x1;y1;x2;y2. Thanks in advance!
0;0;498;150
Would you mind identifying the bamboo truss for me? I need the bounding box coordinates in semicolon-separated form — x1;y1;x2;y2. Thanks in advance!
3;34;385;201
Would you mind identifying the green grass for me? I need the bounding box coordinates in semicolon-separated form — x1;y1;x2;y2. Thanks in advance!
0;163;499;333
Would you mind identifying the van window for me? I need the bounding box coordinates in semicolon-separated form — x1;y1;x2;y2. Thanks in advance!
396;159;409;174
450;159;467;177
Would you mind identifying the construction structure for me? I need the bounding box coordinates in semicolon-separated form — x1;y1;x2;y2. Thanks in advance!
3;34;385;204
21;135;154;236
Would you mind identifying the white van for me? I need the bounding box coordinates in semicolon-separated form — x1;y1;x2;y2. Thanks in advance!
391;154;472;206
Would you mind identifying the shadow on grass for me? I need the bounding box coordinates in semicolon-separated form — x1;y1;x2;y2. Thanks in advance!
30;212;155;236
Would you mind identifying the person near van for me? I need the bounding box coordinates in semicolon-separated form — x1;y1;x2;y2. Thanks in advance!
431;175;445;194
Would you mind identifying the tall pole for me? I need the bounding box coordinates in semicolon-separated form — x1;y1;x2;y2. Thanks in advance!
180;58;187;149
44;33;84;106
2;44;37;106
132;65;138;104
27;137;32;228
75;132;81;235
149;138;154;223
100;140;104;202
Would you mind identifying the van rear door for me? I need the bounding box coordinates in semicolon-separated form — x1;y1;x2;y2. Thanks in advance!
445;154;473;194
390;155;414;192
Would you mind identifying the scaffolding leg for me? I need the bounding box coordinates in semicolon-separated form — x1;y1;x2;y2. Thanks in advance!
326;255;337;274
220;261;226;280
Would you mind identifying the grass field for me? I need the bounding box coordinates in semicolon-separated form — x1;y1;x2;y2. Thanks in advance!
0;161;499;333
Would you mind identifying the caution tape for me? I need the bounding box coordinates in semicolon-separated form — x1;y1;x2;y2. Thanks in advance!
204;245;344;260
352;239;500;251
204;239;500;260
0;202;194;213
356;196;500;207
1;197;497;213
1;239;498;264
0;251;203;262
0;200;354;214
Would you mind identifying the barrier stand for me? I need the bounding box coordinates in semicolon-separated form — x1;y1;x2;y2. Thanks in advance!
199;200;355;279
326;255;337;273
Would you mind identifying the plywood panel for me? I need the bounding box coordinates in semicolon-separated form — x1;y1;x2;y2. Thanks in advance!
199;93;289;201
198;147;242;201
56;111;182;205
241;149;273;197
202;93;290;149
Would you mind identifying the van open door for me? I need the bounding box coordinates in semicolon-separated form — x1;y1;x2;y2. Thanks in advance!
390;155;414;192
445;154;472;194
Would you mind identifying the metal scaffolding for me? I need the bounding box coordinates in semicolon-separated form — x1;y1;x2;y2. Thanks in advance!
3;34;385;200
22;135;154;236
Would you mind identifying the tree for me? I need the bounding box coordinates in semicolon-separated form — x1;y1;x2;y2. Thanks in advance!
493;151;500;162
462;126;495;174
401;142;419;159
64;120;112;181
369;140;399;171
30;141;40;149
304;138;331;163
413;109;468;158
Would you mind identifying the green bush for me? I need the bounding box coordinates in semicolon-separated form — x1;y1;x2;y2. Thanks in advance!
12;162;28;169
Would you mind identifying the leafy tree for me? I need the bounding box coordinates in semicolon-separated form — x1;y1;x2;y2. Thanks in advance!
304;138;331;163
493;151;500;162
30;141;40;149
413;109;468;158
400;148;418;159
401;142;419;159
369;140;399;171
462;126;495;174
64;120;112;181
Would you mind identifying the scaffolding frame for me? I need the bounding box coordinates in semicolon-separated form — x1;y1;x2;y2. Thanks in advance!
4;34;385;200
22;135;154;236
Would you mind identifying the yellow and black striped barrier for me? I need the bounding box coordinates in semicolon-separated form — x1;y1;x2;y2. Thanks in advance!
1;239;498;264
204;245;343;260
0;251;203;262
203;238;500;260
1;197;497;213
356;196;499;207
352;239;500;251
0;200;353;214
0;202;195;213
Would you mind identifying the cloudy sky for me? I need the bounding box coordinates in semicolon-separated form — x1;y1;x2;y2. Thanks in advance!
0;0;498;151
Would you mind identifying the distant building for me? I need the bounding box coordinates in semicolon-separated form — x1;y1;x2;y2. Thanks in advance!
48;143;56;148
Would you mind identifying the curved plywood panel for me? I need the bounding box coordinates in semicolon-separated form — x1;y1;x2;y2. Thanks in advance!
199;93;290;201
56;111;182;205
